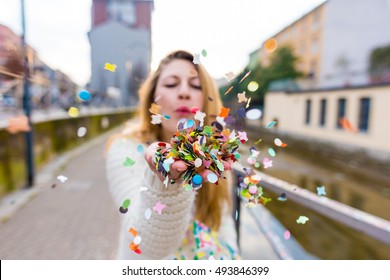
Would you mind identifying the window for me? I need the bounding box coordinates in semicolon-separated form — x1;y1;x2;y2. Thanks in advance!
312;39;318;54
305;99;311;125
319;99;327;127
358;98;370;132
336;98;346;128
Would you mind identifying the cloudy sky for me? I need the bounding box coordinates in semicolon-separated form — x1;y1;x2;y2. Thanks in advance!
0;0;326;86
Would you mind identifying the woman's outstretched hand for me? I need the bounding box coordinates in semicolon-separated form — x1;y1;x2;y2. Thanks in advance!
145;142;187;183
145;141;232;184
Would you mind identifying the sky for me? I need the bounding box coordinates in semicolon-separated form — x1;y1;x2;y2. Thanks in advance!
0;0;326;86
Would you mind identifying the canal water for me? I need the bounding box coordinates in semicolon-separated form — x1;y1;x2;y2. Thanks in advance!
241;126;390;259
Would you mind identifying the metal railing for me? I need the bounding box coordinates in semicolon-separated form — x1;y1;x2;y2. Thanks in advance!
233;162;390;248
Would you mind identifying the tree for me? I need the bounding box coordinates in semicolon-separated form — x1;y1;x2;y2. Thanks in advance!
369;44;390;83
219;45;302;107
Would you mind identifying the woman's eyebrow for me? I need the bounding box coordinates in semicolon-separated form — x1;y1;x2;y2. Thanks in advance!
161;75;179;81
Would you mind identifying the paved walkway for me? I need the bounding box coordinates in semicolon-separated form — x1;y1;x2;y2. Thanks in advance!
0;125;279;260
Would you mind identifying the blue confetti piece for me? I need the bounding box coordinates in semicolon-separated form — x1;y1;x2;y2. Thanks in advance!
265;121;277;128
268;148;276;157
185;119;194;129
192;174;203;185
137;144;144;153
78;90;91;101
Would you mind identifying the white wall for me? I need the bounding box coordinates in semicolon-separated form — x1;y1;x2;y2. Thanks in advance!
319;0;390;88
89;21;150;106
264;85;390;154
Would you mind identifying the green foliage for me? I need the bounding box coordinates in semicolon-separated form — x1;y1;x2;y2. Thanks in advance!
219;45;302;107
369;45;390;74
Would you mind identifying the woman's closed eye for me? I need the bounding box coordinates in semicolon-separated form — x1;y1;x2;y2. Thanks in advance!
190;83;201;90
164;83;178;88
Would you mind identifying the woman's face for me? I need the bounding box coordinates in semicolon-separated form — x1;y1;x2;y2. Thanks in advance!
154;59;205;140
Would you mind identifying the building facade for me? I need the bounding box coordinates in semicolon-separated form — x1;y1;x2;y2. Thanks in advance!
0;24;77;111
252;0;390;89
263;84;390;156
88;0;154;107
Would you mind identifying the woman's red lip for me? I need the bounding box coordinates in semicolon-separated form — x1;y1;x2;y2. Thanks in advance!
175;106;190;113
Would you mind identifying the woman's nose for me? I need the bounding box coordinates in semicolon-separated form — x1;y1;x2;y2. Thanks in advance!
178;83;190;100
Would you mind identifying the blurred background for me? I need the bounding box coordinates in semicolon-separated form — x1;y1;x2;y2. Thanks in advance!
0;0;389;260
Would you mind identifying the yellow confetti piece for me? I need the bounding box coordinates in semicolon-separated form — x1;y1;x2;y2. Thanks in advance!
246;97;252;108
68;107;79;117
255;138;262;144
247;81;259;92
104;63;117;72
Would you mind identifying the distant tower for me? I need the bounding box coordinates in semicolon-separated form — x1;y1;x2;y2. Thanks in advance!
89;0;154;106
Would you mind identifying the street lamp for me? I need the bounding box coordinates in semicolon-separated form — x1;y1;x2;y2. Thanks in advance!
21;0;34;187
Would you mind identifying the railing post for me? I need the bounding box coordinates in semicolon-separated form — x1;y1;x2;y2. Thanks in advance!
21;0;34;187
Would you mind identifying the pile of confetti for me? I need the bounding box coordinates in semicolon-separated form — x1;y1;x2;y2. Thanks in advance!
153;117;246;190
239;167;271;207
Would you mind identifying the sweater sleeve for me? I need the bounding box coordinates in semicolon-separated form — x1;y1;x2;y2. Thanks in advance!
106;138;195;259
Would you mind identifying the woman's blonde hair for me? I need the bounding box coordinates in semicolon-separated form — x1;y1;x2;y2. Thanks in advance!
131;50;232;230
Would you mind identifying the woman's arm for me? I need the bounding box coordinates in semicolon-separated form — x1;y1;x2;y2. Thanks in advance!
106;138;195;259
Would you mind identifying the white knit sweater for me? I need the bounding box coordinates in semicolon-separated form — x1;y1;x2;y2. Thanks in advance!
106;137;239;260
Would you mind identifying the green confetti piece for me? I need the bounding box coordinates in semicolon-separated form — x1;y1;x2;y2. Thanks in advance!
216;160;224;171
122;199;131;208
123;157;135;167
201;49;207;57
255;138;263;144
203;126;213;136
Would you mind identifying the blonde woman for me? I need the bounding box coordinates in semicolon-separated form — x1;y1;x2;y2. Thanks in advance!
106;50;240;260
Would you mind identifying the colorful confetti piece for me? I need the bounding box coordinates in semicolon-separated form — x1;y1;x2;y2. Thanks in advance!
153;201;166;215
237;92;247;103
193;53;200;64
104;63;117;72
239;70;251;83
246;109;262;120
137;144;144;153
264;38;278;53
78;90;91;101
68;107;79;118
225;72;236;81
265;121;277;128
57;175;68;183
247;81;259;92
123;157;135;167
224;86;234;95
317;186;326;196
77;127;87;137
144;208;152;220
296;216;309;224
